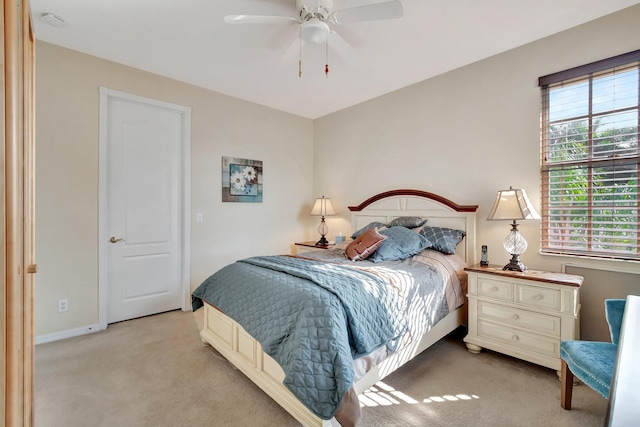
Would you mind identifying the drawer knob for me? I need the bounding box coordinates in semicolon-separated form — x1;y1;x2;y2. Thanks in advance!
491;286;499;292
532;294;544;300
511;335;519;341
512;314;519;320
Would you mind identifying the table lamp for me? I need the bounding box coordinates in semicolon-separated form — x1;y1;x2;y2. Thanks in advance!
310;196;336;246
487;187;540;271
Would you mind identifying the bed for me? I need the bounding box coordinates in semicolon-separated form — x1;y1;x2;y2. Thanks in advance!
192;189;478;426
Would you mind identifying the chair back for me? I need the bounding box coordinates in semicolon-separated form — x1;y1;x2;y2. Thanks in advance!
605;299;626;345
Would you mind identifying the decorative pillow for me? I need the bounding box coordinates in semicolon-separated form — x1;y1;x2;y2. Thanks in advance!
418;226;466;255
370;226;432;263
345;228;387;261
350;221;386;240
386;216;427;229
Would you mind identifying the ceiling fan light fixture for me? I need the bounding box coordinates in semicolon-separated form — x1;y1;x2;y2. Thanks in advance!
300;18;330;45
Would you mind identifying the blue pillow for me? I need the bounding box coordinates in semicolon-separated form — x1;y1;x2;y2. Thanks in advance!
386;216;427;229
370;226;432;263
351;221;386;239
418;226;465;255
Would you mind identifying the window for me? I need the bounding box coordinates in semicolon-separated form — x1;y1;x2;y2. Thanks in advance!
539;50;640;261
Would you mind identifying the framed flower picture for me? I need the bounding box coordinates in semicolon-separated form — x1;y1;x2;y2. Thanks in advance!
222;156;263;202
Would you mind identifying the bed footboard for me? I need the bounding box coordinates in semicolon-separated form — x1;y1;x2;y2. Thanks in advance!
200;304;332;427
200;302;466;427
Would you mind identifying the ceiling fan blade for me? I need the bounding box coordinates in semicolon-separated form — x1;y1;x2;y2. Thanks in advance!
328;31;360;65
332;25;365;49
265;25;300;50
329;0;404;25
224;15;298;25
280;35;304;66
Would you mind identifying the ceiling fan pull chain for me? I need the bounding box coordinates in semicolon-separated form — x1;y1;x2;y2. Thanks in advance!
299;27;303;78
325;40;329;78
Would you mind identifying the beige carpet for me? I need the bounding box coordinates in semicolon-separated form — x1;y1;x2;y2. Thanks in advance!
35;310;607;427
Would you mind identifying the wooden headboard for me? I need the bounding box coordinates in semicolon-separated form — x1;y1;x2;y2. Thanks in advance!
348;189;479;264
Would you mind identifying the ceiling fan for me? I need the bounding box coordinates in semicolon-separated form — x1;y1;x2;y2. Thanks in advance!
224;0;404;77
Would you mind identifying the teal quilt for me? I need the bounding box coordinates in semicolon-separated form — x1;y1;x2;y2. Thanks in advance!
192;255;407;420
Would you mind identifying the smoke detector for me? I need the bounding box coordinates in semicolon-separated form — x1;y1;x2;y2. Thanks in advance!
41;13;67;28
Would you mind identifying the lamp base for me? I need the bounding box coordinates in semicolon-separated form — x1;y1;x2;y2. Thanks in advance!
503;254;526;272
316;235;329;246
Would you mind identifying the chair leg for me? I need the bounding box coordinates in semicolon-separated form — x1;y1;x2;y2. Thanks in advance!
561;359;573;410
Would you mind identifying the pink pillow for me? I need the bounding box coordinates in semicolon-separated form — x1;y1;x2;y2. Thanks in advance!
345;228;387;261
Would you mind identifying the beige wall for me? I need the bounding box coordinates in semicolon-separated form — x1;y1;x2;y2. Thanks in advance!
36;5;640;341
35;42;314;337
314;6;640;340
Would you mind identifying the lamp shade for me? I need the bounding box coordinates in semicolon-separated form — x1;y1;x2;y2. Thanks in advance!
310;196;336;216
487;187;540;221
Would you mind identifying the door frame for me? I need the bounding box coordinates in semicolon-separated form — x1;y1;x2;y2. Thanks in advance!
97;87;191;330
4;0;36;423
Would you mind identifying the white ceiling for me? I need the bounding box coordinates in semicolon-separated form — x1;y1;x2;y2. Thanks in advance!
31;0;640;119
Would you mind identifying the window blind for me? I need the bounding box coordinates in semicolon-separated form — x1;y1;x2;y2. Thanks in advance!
539;50;640;261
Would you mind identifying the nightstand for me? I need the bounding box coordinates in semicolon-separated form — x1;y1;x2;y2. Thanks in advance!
292;241;334;255
464;264;583;371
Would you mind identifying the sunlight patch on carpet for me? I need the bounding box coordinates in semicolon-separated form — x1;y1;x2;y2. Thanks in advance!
359;381;480;407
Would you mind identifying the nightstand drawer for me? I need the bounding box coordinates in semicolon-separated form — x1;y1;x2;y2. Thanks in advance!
477;319;559;358
477;301;561;337
477;277;513;301
464;265;582;370
516;284;561;311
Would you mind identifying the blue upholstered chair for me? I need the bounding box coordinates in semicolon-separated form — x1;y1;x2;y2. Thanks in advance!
560;298;626;409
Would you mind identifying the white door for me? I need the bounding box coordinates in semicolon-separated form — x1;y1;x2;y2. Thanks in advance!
105;93;185;324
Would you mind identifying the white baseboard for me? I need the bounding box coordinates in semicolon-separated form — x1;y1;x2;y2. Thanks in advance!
35;323;103;345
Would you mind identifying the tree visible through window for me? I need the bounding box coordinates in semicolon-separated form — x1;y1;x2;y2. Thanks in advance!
539;50;640;261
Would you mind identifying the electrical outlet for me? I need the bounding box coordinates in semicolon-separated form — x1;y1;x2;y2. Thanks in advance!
196;213;203;223
58;299;68;313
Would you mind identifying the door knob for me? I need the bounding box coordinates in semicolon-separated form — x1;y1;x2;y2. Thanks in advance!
110;236;126;243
